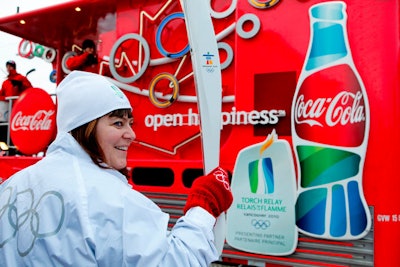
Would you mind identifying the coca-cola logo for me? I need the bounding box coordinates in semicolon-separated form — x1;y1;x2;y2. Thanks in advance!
10;88;56;155
293;65;368;147
295;91;366;127
11;110;55;131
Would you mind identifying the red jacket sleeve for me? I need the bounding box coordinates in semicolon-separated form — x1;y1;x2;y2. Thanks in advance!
66;53;90;71
0;79;15;99
0;80;7;100
10;74;32;92
22;77;32;91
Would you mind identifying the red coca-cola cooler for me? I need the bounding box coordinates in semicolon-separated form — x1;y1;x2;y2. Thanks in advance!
9;88;56;155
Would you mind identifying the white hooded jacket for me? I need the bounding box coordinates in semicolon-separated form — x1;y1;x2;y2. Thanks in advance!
0;131;218;266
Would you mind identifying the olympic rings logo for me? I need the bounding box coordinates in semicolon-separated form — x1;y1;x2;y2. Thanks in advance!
18;39;57;63
0;187;65;256
205;67;215;73
213;168;230;190
251;219;271;230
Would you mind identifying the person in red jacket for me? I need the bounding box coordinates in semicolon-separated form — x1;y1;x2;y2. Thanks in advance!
0;60;32;100
66;39;99;73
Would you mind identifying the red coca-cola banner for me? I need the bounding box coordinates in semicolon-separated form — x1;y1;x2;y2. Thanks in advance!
10;88;56;155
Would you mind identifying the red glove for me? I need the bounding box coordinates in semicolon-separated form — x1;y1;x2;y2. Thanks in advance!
184;167;233;218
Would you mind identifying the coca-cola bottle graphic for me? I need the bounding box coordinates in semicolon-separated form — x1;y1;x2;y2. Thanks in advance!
291;1;371;240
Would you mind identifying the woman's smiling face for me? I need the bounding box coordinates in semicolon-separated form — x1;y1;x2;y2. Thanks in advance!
96;113;135;170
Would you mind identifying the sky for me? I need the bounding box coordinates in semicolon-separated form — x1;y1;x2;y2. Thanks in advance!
0;0;71;93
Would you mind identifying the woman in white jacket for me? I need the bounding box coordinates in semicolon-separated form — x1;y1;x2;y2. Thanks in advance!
0;71;233;266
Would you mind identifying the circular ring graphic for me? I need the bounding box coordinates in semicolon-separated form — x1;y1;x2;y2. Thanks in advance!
18;40;34;58
33;45;45;57
248;0;280;9
49;70;57;83
109;33;150;84
217;42;233;70
43;47;57;63
61;51;77;74
236;13;261;39
209;0;237;19
148;72;179;108
156;13;189;58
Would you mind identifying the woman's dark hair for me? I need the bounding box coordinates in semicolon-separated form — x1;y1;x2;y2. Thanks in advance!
70;108;132;177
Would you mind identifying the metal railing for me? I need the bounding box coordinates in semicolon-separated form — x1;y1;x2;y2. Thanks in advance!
0;96;19;153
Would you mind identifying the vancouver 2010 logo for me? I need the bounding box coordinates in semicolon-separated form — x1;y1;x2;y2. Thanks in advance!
202;52;218;73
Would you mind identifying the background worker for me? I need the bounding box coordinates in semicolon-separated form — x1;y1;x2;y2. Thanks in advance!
0;60;32;100
66;39;99;73
0;60;33;153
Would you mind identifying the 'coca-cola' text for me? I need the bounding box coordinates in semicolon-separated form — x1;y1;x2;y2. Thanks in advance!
11;110;55;131
295;91;365;127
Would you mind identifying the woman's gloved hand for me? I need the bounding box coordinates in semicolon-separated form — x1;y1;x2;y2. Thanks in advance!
184;167;233;218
